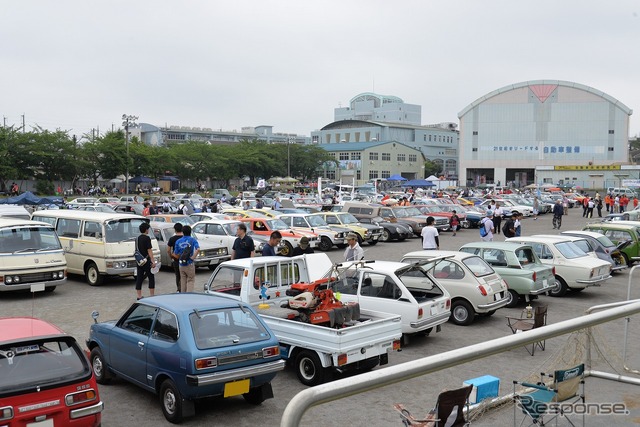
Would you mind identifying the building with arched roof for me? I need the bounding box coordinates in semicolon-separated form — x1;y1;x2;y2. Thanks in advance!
457;80;633;189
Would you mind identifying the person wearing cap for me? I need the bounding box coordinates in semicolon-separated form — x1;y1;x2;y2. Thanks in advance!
344;232;364;262
480;210;495;241
421;216;439;250
262;231;282;256
174;225;200;293
502;211;518;238
135;222;157;300
293;236;315;256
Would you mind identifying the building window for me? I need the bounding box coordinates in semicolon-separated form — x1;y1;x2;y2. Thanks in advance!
472;148;478;152
381;170;390;179
609;130;615;134
382;153;391;161
608;147;614;151
351;152;361;160
397;154;406;162
312;135;319;144
339;152;349;160
369;170;379;179
369;152;378;161
409;154;417;162
429;135;432;142
356;170;361;180
423;135;427;142
325;170;335;179
472;131;478;136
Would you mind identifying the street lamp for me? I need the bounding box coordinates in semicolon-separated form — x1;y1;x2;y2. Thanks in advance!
122;114;138;194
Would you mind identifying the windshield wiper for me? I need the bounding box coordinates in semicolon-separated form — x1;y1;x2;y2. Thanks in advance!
13;248;40;253
36;246;59;252
119;237;137;243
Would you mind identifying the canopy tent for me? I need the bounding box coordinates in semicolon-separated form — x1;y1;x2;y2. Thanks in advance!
401;179;436;187
129;176;155;184
158;176;180;182
426;175;439;181
0;191;63;205
109;178;123;184
388;174;407;181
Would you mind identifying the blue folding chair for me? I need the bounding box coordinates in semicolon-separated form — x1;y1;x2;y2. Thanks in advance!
513;363;585;426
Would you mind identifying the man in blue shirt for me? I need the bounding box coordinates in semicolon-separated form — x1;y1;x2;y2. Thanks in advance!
173;225;200;293
262;231;282;256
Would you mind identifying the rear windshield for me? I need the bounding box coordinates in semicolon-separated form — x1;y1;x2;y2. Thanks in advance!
0;337;91;396
554;242;587;259
190;307;271;349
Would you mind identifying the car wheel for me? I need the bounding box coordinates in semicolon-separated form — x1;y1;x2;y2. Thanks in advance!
318;236;333;252
90;347;112;384
381;229;391;242
243;386;267;405
462;221;471;229
506;290;520;308
85;262;103;286
548;276;568;297
160;379;184;424
621;253;631;267
280;241;294;257
450;300;475;326
295;350;327;386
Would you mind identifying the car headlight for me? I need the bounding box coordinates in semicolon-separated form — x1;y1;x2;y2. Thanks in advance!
218;248;228;255
198;251;206;258
336;232;345;238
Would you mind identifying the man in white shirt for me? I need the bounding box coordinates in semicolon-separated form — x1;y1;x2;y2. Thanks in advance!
481;210;495;242
421;216;440;250
344;232;364;261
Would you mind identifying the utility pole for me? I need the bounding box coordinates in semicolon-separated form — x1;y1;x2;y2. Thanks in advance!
21;114;25;133
122;114;139;195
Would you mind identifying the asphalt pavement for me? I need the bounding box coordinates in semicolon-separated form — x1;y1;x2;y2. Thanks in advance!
2;208;639;426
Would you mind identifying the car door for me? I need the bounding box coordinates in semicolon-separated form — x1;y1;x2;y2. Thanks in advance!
109;304;157;387
355;271;416;331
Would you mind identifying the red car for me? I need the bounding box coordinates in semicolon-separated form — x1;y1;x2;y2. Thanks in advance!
0;317;103;426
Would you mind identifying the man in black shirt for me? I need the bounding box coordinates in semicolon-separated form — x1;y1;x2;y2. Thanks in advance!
231;223;255;259
502;211;517;238
166;223;183;293
292;236;314;256
135;222;157;300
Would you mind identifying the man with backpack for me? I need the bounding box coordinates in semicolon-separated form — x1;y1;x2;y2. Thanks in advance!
480;210;495;241
502;211;518;238
173;225;200;293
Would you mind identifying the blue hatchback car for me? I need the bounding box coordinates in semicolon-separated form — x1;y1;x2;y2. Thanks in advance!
86;293;285;423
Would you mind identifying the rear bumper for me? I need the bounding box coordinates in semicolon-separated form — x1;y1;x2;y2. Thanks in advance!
410;311;450;330
186;359;286;386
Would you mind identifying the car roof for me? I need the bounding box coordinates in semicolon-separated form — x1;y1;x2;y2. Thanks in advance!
505;236;575;244
138;293;245;313
460;241;532;250
584;222;638;230
402;250;471;260
561;230;607;239
194;219;240;225
149;221;176;229
0;317;66;342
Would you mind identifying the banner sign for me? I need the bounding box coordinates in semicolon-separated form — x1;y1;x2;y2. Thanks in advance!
554;165;621;171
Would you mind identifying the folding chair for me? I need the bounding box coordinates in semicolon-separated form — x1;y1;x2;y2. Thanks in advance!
513;363;585;426
506;305;547;356
394;384;473;427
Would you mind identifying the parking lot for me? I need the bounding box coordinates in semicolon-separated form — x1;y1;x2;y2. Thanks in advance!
2;210;639;426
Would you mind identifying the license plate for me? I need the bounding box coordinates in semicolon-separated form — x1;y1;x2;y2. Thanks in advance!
209;259;220;265
543;279;548;287
223;379;250;397
494;292;502;301
27;420;54;427
429;305;437;315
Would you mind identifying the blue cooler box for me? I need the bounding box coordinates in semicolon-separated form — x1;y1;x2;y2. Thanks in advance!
463;375;500;404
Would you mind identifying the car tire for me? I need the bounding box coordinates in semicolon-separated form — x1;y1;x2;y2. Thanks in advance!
506;290;520;308
462;221;471;229
450;300;475;326
548;276;568;297
90;347;112;384
318;236;333;252
295;350;327;386
160;378;184;424
621;253;631;267
85;262;104;286
280;241;294;257
381;229;391;242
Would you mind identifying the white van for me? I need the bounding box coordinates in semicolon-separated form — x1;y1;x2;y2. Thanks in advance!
31;211;160;286
0;218;67;292
612;187;637;198
0;205;31;220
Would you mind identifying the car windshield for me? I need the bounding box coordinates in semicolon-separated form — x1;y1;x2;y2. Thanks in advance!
393;208;410;218
267;219;290;230
105;218;150;243
191;308;270;349
403;207;423;216
461;255;495;277
0;337;91;395
306;215;327;227
0;226;62;254
337;213;359;224
515;248;537;266
554;241;588;259
224;223;239;235
596;235;616;248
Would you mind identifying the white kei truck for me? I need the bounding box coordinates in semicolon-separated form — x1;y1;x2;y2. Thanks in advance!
204;253;403;386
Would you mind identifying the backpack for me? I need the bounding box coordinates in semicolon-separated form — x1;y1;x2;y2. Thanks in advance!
177;204;185;215
142;207;150;216
479;219;488;237
502;219;514;238
179;241;192;265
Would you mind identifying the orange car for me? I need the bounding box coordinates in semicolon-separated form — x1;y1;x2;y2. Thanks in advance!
241;218;319;256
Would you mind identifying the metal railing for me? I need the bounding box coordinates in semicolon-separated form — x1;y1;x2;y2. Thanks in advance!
281;299;640;427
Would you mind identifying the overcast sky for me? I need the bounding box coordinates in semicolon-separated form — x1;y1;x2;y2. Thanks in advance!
3;1;640;139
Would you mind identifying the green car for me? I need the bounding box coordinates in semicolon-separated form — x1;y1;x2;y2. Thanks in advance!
459;242;555;308
582;221;640;266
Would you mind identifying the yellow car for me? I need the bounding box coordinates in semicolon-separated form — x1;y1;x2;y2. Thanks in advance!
311;212;382;245
248;208;278;218
222;209;270;219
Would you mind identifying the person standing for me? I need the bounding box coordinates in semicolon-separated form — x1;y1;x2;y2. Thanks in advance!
532;196;539;220
231;223;255;259
552;199;564;229
261;231;282;256
596;197;603;217
292;236;314;256
149;200;158;215
344;232;364;261
613;196;620;214
633;196;639;210
421;216;440;250
514;212;523;237
135;223;157;300
605;194;612;213
449;210;460;237
502;211;517;238
620;195;629;213
173;225;200;293
582;195;589;217
480;210;495;242
273;197;282;210
562;196;569;215
492;203;503;235
587;198;594;218
167;223;184;293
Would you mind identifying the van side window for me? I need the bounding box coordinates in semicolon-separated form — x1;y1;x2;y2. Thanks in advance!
83;221;102;239
33;216;56;227
57;219;81;238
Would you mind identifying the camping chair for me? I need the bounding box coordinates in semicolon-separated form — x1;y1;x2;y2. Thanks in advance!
506;305;547;356
394;384;473;426
513;363;585;426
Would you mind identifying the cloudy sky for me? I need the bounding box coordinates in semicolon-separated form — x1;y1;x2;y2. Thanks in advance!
3;1;640;139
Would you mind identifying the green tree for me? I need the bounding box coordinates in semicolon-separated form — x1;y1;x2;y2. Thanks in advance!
423;159;440;178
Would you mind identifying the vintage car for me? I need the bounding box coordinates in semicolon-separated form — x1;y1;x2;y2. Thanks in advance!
328;259;451;341
150;221;230;270
222;209;271;219
311;212;383;245
401;251;511;326
87;293;285;423
1;317;104;426
341;202;416;240
147;214;195;225
277;213;350;251
505;235;612;296
560;230;627;271
582;221;640;267
400;206;450;232
189;212;232;222
241;217;319;256
191;219;280;256
459;242;555;307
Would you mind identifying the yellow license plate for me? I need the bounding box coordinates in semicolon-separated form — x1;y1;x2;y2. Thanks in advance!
223;379;250;397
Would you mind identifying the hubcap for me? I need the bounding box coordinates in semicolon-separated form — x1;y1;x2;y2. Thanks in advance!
164;389;176;415
454;306;467;321
93;357;103;377
301;358;315;380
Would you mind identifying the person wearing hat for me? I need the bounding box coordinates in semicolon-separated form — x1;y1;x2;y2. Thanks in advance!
480;210;495;241
292;236;315;256
344;232;364;262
